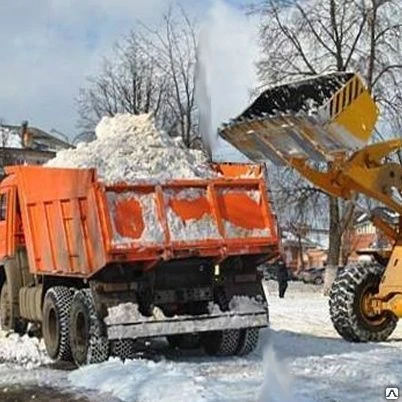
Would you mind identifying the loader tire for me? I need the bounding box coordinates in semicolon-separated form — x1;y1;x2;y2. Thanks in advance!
236;328;259;356
167;334;201;350
0;281;27;335
329;263;397;342
42;287;74;361
110;339;136;360
69;289;109;366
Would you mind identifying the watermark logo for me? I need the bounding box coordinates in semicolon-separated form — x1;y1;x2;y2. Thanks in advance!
385;387;399;400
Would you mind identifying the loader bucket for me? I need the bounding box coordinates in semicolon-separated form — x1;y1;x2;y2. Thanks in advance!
219;72;378;163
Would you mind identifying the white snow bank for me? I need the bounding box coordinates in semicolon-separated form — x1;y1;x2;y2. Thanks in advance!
69;355;266;402
47;113;215;184
0;331;51;368
69;358;208;402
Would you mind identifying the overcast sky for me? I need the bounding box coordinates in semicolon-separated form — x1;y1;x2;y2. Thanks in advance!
0;0;250;140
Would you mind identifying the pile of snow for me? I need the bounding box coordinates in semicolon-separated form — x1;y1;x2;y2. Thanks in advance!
47;114;214;184
69;358;211;402
0;332;51;368
0;127;22;148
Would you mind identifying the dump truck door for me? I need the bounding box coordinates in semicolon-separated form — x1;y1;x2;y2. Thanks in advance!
0;186;16;260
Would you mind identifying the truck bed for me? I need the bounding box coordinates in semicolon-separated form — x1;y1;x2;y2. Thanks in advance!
5;166;278;277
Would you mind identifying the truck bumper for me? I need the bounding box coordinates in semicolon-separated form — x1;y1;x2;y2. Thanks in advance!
107;310;268;340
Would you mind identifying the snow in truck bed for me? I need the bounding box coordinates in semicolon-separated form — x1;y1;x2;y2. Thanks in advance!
1;281;401;401
46;113;215;184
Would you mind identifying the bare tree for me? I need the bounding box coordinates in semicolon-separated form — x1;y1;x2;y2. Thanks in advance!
77;33;170;134
256;0;402;292
77;6;199;147
136;6;198;147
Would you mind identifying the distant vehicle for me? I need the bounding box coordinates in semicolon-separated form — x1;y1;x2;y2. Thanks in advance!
301;268;325;285
300;266;345;285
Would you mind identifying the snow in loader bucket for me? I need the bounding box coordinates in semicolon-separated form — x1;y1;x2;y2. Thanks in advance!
105;301;268;340
219;72;378;163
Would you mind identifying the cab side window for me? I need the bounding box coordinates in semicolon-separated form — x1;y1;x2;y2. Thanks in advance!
0;194;7;221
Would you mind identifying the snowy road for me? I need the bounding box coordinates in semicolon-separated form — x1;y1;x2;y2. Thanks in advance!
1;281;401;401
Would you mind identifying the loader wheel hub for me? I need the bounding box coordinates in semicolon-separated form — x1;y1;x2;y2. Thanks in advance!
360;283;386;326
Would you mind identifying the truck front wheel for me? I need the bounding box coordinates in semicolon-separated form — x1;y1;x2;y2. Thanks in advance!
0;281;27;335
329;263;398;342
69;289;109;366
42;287;73;361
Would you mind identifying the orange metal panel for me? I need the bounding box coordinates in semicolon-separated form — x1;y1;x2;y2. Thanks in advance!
217;192;265;230
8;166;106;276
212;163;263;178
0;166;279;278
169;197;210;220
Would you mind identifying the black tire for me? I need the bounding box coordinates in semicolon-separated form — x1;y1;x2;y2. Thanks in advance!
202;329;241;356
110;339;136;360
69;289;109;366
201;288;241;356
167;334;201;350
0;281;27;335
236;328;259;356
42;287;74;361
329;263;398;342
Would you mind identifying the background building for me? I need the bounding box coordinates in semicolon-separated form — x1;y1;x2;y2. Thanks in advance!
0;122;72;166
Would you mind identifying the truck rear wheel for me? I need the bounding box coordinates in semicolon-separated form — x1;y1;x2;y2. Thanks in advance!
201;329;241;356
110;339;136;360
236;328;259;356
69;289;109;366
42;287;74;361
167;334;201;350
0;281;27;335
329;263;397;342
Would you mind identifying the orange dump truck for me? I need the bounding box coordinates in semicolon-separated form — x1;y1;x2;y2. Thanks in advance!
0;164;278;365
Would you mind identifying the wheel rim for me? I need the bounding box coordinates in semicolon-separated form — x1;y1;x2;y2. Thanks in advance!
45;306;60;356
73;310;89;358
359;282;387;326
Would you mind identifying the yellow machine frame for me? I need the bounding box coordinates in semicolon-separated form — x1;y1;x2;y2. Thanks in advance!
287;139;402;317
220;72;402;320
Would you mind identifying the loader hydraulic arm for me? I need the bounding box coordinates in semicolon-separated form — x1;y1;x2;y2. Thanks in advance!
288;139;402;229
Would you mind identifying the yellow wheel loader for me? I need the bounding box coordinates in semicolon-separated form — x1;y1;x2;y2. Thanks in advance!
220;71;402;342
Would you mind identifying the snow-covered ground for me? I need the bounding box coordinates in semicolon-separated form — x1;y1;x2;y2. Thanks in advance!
1;281;401;401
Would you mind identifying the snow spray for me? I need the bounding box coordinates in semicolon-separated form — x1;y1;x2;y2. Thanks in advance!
195;0;259;163
258;346;296;402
